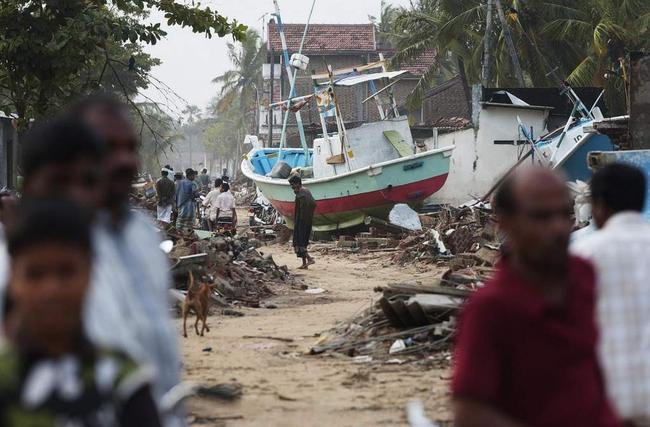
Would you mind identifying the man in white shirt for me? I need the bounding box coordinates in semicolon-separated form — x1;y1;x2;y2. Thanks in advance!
215;182;237;228
572;163;650;427
202;178;222;231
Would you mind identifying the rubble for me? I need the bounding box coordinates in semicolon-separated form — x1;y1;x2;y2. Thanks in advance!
167;229;299;308
309;205;501;363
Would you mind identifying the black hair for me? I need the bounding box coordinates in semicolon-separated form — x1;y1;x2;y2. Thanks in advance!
288;175;302;186
68;93;126;118
493;174;517;215
591;163;646;213
214;178;223;188
221;182;230;192
161;170;169;177
202;168;208;174
185;168;195;177
7;198;92;258
21;117;104;183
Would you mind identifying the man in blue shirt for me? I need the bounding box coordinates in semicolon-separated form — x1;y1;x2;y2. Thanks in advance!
175;168;198;230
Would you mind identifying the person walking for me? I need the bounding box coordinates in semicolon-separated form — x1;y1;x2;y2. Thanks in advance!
452;167;620;427
175;168;198;231
572;163;650;427
197;168;211;191
289;175;316;270
155;166;175;225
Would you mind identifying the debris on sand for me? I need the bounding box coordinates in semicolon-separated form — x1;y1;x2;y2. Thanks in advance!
167;229;300;308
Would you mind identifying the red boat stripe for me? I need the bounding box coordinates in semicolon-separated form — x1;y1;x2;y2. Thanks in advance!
271;174;449;217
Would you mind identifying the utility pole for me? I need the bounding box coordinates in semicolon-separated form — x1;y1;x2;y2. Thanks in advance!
494;0;525;87
481;0;494;87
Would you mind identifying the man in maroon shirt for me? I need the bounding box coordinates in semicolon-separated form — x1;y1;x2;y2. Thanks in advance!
452;167;620;427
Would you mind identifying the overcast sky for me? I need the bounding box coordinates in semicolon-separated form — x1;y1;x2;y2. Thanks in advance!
141;0;412;117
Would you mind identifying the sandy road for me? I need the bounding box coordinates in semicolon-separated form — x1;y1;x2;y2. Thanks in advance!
179;244;452;427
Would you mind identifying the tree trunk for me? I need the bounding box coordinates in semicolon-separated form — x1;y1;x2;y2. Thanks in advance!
481;0;494;87
494;0;525;87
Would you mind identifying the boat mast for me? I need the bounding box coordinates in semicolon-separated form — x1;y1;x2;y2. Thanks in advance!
272;0;315;167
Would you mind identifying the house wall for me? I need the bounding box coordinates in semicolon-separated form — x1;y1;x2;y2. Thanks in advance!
260;53;422;147
427;105;550;205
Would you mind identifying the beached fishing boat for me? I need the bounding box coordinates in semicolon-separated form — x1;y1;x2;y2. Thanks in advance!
241;1;454;231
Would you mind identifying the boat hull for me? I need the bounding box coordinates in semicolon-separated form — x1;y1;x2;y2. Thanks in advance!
242;146;454;231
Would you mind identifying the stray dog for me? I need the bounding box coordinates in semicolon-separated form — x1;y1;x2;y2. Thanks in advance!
182;270;214;338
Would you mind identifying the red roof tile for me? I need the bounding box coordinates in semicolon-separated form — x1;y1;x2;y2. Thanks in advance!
372;49;438;76
267;23;376;53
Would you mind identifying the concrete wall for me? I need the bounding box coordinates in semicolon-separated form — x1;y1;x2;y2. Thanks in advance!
426;105;549;205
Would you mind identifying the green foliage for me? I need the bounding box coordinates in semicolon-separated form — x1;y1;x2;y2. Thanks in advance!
135;101;180;176
205;29;265;165
390;0;650;114
0;0;247;126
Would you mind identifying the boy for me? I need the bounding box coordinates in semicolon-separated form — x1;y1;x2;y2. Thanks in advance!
0;199;161;427
289;175;316;269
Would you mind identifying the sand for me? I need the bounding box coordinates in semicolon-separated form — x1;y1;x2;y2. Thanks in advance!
178;244;452;427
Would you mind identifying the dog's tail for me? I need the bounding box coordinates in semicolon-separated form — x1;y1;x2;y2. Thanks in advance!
187;270;198;294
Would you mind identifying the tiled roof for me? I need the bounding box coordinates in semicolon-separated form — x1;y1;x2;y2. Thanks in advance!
372;49;437;76
267;23;376;53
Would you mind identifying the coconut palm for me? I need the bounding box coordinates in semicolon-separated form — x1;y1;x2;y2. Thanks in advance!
212;28;266;134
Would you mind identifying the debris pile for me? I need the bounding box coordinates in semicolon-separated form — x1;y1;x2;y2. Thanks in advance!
392;205;498;266
168;230;299;308
310;282;469;363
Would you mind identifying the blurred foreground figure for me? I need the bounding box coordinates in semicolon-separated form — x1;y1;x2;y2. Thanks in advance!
0;199;160;427
73;97;183;427
452;167;620;427
572;164;650;427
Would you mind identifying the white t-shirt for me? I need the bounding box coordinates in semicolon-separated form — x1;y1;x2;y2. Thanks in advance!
215;191;235;218
202;189;221;221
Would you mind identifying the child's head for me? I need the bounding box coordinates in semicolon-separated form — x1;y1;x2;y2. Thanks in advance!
7;199;92;352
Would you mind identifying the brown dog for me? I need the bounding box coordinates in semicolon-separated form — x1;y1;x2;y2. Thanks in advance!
182;270;213;338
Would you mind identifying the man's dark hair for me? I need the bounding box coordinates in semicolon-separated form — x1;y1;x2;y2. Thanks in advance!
161;170;169;177
214;178;223;188
7;198;92;258
591;163;646;213
288;175;302;186
202;168;208;174
221;182;230;192
21;117;104;183
186;168;195;178
493;174;517;216
68;93;126;118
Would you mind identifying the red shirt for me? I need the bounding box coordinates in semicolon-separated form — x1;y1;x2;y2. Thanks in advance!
452;256;620;427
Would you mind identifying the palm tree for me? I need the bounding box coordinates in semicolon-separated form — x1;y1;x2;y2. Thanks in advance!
542;0;650;111
212;29;266;135
369;1;402;49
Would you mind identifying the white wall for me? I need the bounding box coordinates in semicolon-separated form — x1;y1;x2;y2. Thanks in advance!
427;105;549;205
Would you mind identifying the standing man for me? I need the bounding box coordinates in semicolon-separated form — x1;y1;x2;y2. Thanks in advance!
452;167;620;427
572;163;650;427
197;168;211;192
73;96;184;427
202;178;222;231
155;166;175;226
175;168;198;231
215;182;237;230
289;175;316;270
